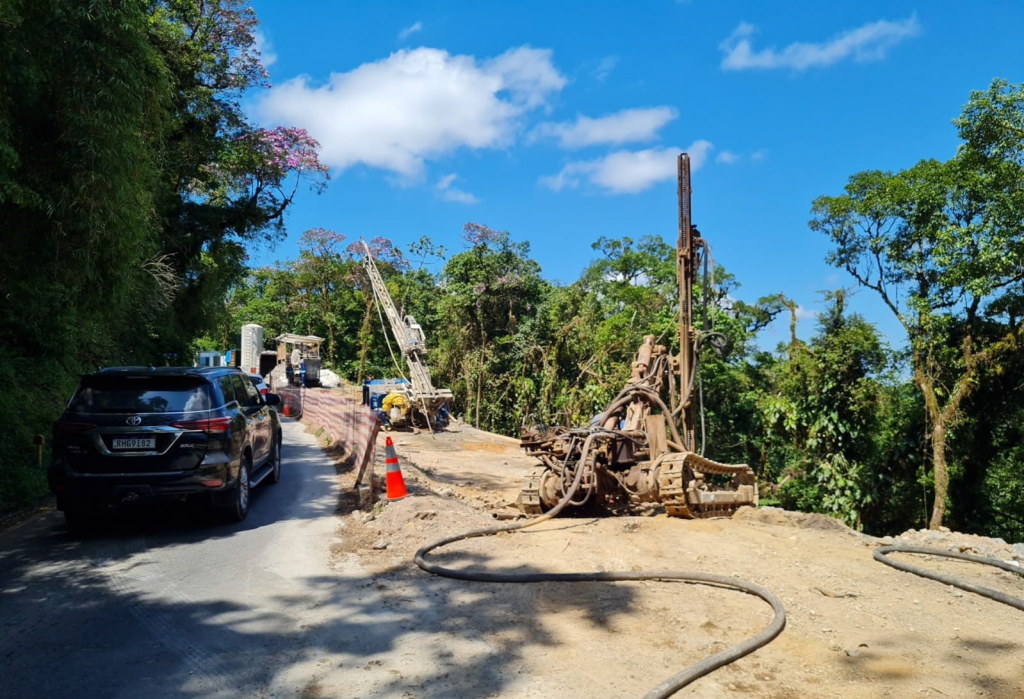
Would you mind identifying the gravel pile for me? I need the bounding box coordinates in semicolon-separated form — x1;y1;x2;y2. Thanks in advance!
732;505;855;533
892;527;1024;562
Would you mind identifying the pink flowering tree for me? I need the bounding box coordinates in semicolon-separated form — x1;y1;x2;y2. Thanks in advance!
346;236;409;276
152;1;332;345
462;222;507;247
193;127;329;229
159;0;330;245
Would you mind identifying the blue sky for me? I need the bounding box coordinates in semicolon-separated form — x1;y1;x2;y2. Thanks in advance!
246;0;1024;347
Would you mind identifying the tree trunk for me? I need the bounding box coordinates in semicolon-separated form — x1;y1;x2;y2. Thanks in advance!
928;422;949;529
462;362;473;425
475;356;483;429
327;323;336;368
916;339;980;530
915;367;947;530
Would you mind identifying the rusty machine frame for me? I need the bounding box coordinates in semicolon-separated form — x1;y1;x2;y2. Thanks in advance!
518;153;758;518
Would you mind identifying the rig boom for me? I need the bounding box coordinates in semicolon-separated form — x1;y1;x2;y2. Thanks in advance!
362;242;453;426
518;153;758;518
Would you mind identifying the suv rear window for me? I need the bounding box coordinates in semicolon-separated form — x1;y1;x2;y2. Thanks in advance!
69;377;212;414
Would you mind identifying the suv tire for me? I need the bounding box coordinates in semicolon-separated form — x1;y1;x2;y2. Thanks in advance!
268;434;282;485
220;458;250;523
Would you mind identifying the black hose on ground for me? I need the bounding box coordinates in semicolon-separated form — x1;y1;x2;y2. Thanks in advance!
874;545;1024;611
414;433;787;698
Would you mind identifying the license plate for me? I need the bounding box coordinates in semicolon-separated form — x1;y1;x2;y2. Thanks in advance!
112;437;155;450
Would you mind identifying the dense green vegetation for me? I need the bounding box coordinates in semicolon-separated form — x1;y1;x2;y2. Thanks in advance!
811;78;1024;529
1;2;1020;540
212;80;1024;542
0;0;325;512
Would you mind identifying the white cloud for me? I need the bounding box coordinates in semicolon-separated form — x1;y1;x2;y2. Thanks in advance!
750;149;767;161
486;47;567;109
592;55;619;82
398;21;423;41
794;305;819;321
532;107;678;149
435;173;479;204
720;15;920;71
256;47;566;178
540;141;712;195
254;30;277;68
716;150;738;164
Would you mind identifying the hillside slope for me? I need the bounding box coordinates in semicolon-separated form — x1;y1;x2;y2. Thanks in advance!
331;424;1024;699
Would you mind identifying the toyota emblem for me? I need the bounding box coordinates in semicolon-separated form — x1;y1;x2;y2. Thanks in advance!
126;415;143;426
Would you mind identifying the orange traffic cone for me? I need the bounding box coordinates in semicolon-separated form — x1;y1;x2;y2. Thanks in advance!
384;436;408;500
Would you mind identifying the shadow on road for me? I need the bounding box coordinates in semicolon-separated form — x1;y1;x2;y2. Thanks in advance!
1;527;641;698
0;423;646;698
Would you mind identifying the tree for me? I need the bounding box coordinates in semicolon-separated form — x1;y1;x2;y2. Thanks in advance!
0;0;326;512
943;317;1024;541
810;79;1024;528
147;0;328;355
0;0;171;510
293;228;348;366
435;224;547;431
224;266;300;344
347;236;410;381
760;292;889;529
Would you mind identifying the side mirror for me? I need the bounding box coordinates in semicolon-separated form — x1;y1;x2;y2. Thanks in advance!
265;393;281;406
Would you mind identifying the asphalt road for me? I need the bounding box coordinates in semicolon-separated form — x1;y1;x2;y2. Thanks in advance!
0;420;567;699
0;419;359;699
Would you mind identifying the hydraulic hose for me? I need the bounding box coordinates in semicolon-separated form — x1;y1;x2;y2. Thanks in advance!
602;385;686;449
874;545;1024;611
414;433;787;698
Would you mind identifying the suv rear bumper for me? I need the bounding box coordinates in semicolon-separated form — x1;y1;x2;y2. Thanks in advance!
49;456;238;509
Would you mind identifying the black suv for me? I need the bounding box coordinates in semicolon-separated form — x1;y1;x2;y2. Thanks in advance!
49;366;283;530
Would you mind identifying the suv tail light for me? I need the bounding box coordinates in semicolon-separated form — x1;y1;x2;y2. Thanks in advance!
172;416;232;434
53;420;97;434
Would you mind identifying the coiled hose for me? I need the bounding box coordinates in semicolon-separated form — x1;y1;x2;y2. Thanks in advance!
874;545;1024;611
414;433;787;698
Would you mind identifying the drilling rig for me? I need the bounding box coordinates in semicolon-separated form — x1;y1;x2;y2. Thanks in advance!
362;241;454;429
518;153;758;518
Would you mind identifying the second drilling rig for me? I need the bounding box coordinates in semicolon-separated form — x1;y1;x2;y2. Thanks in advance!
518;152;758;518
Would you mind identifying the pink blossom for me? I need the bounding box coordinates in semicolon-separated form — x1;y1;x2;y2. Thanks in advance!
462;222;505;247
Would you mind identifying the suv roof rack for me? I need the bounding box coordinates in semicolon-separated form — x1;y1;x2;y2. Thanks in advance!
93;366;211;377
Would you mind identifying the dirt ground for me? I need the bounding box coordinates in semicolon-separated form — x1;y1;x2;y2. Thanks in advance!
328;422;1024;699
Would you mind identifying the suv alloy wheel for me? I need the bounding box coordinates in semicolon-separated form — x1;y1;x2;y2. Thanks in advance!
221;457;250;523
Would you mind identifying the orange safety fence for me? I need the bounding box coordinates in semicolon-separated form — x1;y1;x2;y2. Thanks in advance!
275;384;380;489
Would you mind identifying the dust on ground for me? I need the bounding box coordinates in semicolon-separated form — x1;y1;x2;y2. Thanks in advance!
325;422;1024;699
